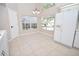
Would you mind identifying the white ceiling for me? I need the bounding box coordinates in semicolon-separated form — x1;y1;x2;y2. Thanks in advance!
6;3;72;16
17;3;41;16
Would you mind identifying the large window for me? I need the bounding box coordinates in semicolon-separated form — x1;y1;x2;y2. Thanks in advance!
41;16;55;31
21;16;37;30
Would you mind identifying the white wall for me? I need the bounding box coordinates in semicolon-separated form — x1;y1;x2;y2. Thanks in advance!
6;3;18;11
17;3;41;34
0;4;11;39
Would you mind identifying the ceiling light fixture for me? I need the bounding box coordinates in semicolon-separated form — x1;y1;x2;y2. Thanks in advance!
32;8;40;15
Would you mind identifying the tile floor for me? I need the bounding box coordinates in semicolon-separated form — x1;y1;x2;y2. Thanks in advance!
9;32;79;56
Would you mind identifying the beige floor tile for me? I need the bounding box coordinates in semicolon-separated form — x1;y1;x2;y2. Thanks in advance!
9;32;79;56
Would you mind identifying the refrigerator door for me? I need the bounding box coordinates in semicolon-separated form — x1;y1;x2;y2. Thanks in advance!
74;32;79;48
61;10;78;47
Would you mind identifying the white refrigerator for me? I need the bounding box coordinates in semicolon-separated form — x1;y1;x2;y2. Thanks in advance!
54;9;78;47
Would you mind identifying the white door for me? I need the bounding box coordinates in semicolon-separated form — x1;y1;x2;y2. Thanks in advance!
8;8;19;39
61;10;78;47
54;12;63;43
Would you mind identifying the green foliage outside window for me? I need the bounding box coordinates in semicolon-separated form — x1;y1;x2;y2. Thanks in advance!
41;16;55;31
43;3;55;10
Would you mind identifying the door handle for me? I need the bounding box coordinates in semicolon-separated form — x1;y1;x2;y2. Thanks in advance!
0;34;1;36
56;25;61;28
11;26;14;28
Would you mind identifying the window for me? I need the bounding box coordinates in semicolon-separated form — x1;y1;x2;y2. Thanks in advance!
43;3;55;10
31;23;37;29
41;16;55;31
21;16;37;30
